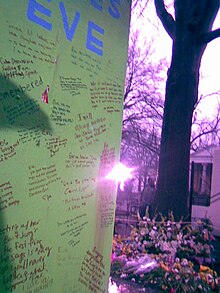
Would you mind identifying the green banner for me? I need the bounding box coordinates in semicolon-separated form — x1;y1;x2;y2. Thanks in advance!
0;1;130;292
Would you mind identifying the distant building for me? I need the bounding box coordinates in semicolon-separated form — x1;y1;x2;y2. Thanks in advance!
190;146;220;236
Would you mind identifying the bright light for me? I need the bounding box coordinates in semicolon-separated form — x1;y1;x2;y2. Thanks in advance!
105;163;134;190
108;278;119;293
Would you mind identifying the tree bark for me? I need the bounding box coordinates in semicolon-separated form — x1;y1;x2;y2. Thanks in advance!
154;0;220;220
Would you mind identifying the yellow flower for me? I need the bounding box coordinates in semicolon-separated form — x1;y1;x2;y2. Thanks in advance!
162;284;166;290
200;265;209;272
200;265;217;276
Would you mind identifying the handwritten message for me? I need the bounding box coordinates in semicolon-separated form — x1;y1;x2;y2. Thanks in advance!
1;56;37;80
74;117;108;150
97;144;116;228
7;24;56;69
61;177;95;212
18;125;51;147
0;75;43;102
71;48;101;78
0;219;52;292
59;76;87;97
45;136;68;157
0;139;20;163
3;98;40;125
57;213;88;248
50;99;74;126
56;246;80;267
0;181;20;211
28;164;61;201
65;153;97;169
90;81;123;113
79;247;106;293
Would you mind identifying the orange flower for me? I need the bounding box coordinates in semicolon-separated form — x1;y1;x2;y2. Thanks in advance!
160;262;170;272
200;265;209;272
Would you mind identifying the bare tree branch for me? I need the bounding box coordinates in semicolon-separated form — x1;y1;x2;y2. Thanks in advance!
154;0;175;39
199;28;220;45
131;0;150;19
191;100;220;150
191;125;219;146
194;90;220;110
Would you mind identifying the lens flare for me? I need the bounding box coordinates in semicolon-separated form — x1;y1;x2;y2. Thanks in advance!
105;163;134;190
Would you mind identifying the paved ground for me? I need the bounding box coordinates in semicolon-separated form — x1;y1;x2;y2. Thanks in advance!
109;277;161;293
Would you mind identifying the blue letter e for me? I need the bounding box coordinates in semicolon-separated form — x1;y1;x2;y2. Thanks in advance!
86;21;104;56
27;0;52;31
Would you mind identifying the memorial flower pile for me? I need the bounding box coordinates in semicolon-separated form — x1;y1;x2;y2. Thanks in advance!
111;213;220;292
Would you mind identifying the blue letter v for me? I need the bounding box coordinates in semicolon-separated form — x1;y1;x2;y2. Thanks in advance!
59;2;80;42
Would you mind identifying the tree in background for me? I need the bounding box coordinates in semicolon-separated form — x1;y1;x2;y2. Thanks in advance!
191;92;220;151
121;27;165;190
121;1;220;201
121;126;160;191
154;0;220;220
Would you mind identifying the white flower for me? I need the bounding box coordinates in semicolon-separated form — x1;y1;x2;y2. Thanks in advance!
161;242;170;252
171;240;178;249
206;273;214;283
140;229;145;236
181;258;188;266
177;233;183;241
120;273;127;278
149;230;155;238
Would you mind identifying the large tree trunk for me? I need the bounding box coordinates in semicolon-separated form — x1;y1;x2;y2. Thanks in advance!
155;44;201;220
154;0;220;220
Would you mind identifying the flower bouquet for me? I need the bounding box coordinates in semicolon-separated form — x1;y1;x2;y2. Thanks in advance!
111;213;219;292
